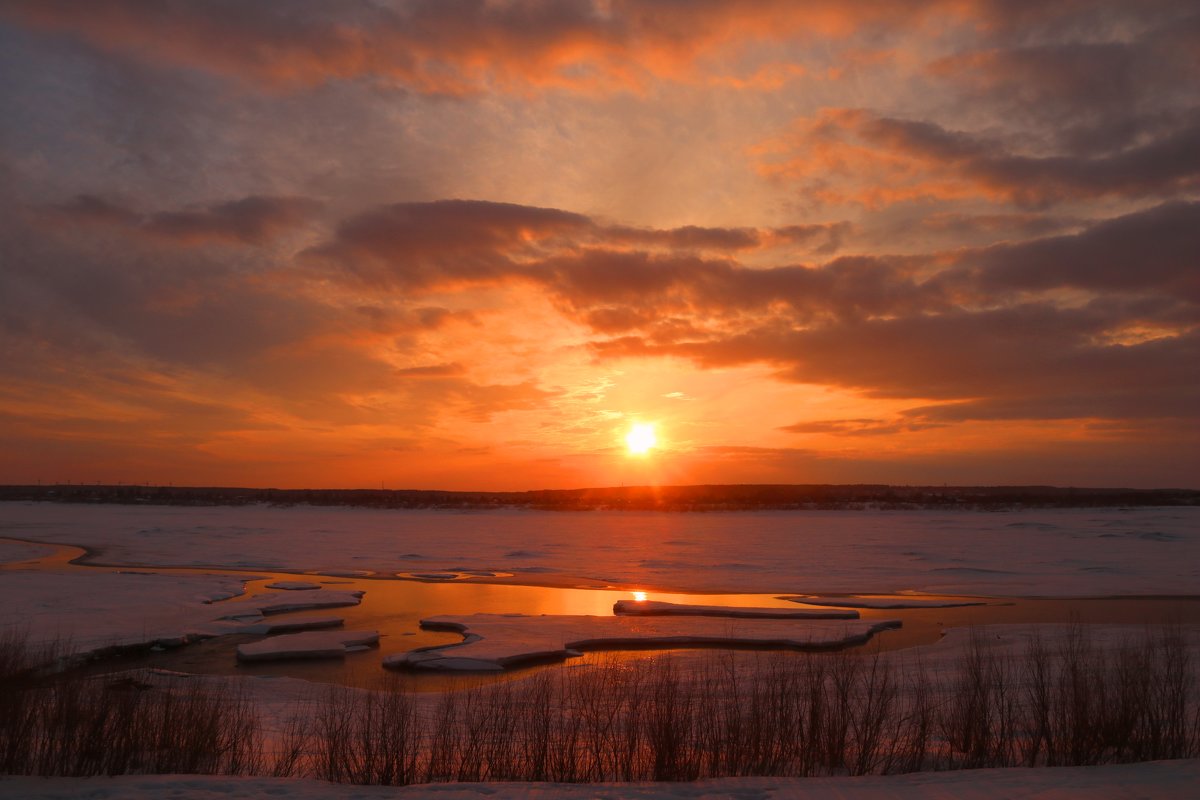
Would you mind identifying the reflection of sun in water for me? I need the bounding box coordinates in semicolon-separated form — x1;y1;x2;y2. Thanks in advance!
632;591;647;602
625;423;657;455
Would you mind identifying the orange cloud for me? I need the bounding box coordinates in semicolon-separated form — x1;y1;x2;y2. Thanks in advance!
1;0;982;94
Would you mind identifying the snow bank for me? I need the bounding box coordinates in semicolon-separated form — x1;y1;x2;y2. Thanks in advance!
0;566;361;654
614;599;859;618
0;570;251;651
2;760;1198;798
386;613;900;671
263;580;321;590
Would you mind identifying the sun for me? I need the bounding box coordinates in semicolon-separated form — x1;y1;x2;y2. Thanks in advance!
625;422;657;455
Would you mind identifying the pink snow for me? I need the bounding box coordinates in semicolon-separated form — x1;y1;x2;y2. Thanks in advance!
2;760;1197;798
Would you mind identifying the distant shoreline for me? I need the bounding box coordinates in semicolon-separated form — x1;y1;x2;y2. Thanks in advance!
2;483;1196;512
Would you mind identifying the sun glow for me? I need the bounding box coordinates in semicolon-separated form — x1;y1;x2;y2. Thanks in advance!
625;423;657;455
632;591;647;602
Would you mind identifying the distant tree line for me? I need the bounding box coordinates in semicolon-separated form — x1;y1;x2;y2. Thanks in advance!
0;483;1196;511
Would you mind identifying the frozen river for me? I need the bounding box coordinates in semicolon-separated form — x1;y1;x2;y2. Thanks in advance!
3;502;1198;595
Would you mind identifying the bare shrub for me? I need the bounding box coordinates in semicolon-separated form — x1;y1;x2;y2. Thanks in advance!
2;624;1196;784
327;626;1194;784
0;631;261;777
269;708;313;778
937;631;1019;768
1016;624;1200;766
310;677;421;785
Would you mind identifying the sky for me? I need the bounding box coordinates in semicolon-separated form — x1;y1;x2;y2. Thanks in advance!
0;0;1197;491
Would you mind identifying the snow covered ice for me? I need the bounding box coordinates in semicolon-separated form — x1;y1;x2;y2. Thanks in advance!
3;502;1196;596
613;598;859;618
386;613;901;671
236;629;380;661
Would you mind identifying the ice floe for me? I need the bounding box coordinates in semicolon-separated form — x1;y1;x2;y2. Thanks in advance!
0;570;253;651
241;615;344;634
613;599;859;619
263;580;321;590
385;613;901;671
236;629;379;662
240;590;364;616
782;595;987;609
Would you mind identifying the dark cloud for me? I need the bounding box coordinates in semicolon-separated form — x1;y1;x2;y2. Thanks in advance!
930;10;1200;154
902;384;1200;425
307;199;591;289
142;196;322;245
310;200;865;305
312;199;843;273
306;196;1196;429
48;194;321;245
593;309;1198;423
540;249;947;329
49;194;140;227
911;212;1083;240
604;224;761;251
836;111;1200;206
970;201;1200;297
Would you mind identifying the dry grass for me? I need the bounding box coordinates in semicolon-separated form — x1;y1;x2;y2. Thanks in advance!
293;624;1199;784
0;628;261;777
2;623;1197;783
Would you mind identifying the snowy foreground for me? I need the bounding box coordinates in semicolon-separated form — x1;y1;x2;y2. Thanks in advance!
3;760;1198;799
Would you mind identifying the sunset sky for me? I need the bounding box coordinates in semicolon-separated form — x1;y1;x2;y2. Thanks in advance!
1;1;1197;490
